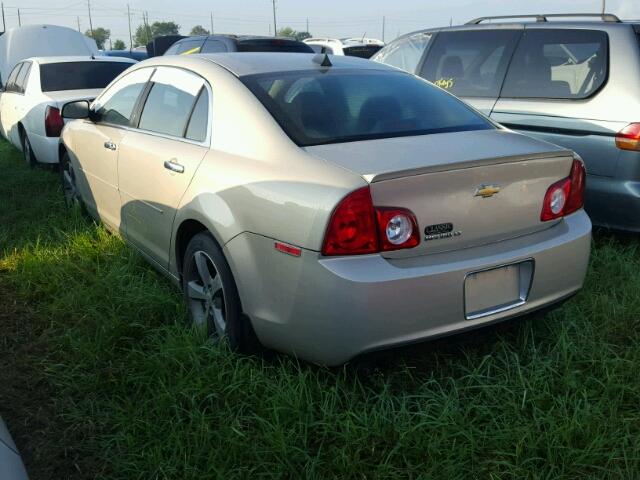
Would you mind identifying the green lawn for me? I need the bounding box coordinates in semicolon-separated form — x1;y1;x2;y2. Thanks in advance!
1;138;639;479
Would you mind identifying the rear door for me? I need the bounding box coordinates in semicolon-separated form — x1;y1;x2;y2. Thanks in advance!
0;62;25;144
419;28;523;115
491;28;616;177
118;66;210;268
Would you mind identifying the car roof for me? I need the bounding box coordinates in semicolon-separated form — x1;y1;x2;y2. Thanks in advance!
27;55;137;65
176;35;303;43
198;52;395;76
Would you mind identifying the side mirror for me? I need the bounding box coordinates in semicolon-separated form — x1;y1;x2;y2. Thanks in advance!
61;100;91;120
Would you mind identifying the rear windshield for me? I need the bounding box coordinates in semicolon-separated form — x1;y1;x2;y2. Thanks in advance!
241;69;493;147
40;61;131;92
237;39;314;53
343;45;383;59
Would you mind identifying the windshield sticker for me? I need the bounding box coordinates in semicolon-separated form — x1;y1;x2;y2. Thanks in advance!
434;78;454;90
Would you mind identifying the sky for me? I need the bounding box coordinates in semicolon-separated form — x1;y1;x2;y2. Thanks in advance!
3;0;640;48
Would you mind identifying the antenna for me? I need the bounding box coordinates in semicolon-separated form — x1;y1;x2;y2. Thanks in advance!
313;53;332;67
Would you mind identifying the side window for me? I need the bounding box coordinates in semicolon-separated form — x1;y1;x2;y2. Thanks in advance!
185;89;209;142
94;68;153;126
420;30;521;97
201;40;227;53
14;62;31;94
5;63;23;93
177;39;204;55
502;29;608;99
372;32;431;73
138;67;204;138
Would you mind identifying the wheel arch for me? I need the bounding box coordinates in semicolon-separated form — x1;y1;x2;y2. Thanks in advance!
174;218;226;278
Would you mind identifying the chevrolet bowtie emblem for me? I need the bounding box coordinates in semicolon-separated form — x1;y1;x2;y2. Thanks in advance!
475;184;501;198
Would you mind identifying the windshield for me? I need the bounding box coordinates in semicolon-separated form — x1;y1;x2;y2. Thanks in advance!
40;61;132;92
241;69;493;147
237;39;314;53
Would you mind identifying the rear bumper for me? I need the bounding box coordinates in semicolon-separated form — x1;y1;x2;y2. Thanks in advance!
585;175;640;232
226;211;591;365
27;131;59;164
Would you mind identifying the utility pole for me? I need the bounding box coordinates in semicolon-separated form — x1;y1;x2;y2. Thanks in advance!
144;11;151;43
1;3;5;33
127;4;132;49
87;0;93;38
449;17;453;27
306;17;309;34
382;16;385;42
271;0;277;36
77;16;81;32
601;0;606;14
17;7;20;26
210;11;214;34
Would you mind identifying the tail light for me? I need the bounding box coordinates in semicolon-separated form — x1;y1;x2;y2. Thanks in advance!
45;106;64;137
322;186;420;256
541;157;586;221
616;123;640;151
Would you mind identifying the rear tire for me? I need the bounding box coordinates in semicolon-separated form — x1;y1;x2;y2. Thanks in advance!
21;131;37;168
182;232;260;353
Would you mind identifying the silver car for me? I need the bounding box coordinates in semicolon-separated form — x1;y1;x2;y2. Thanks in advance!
0;417;29;480
59;53;591;365
372;13;640;232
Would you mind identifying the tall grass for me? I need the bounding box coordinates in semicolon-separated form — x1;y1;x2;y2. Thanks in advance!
1;140;639;479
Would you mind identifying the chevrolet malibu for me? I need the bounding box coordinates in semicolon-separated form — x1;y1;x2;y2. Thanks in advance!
58;53;591;365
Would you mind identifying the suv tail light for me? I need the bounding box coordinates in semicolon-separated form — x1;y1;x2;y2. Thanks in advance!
45;106;64;137
616;123;640;151
541;157;586;221
322;187;420;256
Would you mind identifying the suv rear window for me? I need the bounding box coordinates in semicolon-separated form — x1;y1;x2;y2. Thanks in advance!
237;39;313;53
421;30;521;98
40;61;131;92
501;29;608;99
241;69;493;147
343;45;383;59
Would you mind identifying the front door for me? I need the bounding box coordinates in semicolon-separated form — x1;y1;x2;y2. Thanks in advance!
74;67;154;230
118;66;211;268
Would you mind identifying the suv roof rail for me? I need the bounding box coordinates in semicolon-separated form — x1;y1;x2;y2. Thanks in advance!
466;13;622;25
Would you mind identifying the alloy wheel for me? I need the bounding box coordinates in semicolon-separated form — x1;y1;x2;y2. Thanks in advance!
61;157;81;207
186;250;227;339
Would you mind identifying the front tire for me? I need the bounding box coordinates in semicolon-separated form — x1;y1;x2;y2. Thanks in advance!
182;232;259;352
59;151;84;210
21;131;37;168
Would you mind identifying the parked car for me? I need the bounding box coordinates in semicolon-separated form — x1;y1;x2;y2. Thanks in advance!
59;53;591;365
101;49;148;61
146;35;185;57
372;13;640;232
163;35;314;55
0;55;136;166
0;25;98;89
0;417;29;480
304;38;385;58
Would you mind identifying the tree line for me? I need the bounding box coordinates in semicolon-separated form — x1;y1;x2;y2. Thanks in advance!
86;22;312;51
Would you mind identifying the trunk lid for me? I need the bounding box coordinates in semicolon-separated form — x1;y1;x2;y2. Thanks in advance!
305;129;575;257
45;89;102;109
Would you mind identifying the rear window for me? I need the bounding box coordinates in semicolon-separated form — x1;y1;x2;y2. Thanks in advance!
241;69;493;147
421;30;521;97
343;45;383;59
237;39;314;53
501;29;608;99
40;61;132;92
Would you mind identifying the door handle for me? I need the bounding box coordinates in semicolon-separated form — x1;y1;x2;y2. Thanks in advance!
104;141;116;151
164;159;185;174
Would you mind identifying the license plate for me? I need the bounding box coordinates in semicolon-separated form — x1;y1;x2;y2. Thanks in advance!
464;261;533;320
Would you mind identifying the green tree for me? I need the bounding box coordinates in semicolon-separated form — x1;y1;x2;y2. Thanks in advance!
134;21;180;47
295;31;312;41
190;25;209;36
86;27;110;50
276;26;295;38
112;39;126;50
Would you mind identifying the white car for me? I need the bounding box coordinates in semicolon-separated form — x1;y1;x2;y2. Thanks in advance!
0;55;135;166
0;417;28;480
303;38;385;58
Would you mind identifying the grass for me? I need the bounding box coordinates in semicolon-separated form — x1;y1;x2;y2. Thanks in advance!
1;138;640;479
